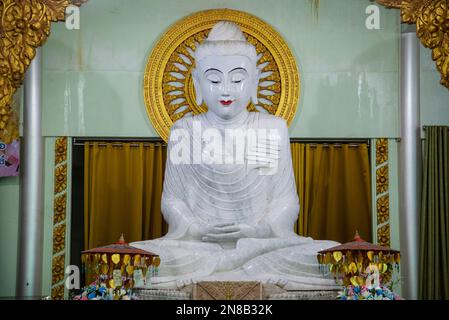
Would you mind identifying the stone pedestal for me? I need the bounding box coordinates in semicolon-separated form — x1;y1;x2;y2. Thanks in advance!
133;288;191;300
133;282;340;300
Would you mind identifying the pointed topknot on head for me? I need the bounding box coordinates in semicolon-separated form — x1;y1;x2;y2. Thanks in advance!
193;21;258;63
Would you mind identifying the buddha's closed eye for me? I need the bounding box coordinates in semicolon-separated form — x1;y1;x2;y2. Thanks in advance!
206;74;221;84
230;69;247;84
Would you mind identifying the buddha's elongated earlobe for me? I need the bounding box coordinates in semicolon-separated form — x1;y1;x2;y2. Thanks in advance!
192;69;203;105
251;67;261;105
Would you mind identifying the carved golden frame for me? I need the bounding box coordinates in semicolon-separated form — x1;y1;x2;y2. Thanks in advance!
376;0;449;89
375;138;390;247
52;137;68;299
0;0;87;143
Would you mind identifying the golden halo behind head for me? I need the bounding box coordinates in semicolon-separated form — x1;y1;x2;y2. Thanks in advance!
143;9;300;142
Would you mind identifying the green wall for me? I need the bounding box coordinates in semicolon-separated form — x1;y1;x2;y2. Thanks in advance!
420;44;449;128
0;177;19;297
0;139;57;298
42;0;400;138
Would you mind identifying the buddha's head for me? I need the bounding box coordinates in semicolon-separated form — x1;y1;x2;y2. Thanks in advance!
193;21;260;121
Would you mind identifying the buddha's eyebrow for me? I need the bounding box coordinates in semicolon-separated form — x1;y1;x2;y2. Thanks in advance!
204;68;223;74
230;67;248;73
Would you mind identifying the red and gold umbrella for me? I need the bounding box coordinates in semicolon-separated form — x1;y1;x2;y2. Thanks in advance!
81;234;160;289
317;231;401;287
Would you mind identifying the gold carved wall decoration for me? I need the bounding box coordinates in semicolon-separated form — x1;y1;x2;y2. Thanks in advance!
376;138;388;165
53;223;66;254
377;224;391;247
144;9;300;142
55;137;68;163
0;0;87;143
53;194;67;224
51;286;64;301
376;0;449;89
377;194;390;225
376;165;389;195
54;164;67;193
52;137;68;300
375;138;390;247
52;254;65;289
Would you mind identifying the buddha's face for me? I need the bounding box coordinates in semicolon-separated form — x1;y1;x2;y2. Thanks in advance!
193;55;259;121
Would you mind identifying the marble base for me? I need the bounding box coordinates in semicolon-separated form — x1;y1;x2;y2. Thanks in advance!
266;290;339;300
133;282;340;300
133;288;191;300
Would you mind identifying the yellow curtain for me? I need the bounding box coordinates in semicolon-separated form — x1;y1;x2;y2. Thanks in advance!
84;142;167;249
291;143;372;243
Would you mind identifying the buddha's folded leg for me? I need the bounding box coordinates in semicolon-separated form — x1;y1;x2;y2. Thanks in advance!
131;239;222;280
213;236;313;272
240;239;340;290
131;237;340;290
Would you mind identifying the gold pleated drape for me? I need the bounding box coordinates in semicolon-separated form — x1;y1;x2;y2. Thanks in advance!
84;142;167;249
291;143;372;243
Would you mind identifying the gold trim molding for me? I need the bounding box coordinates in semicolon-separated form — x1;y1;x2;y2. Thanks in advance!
143;9;300;142
0;0;87;143
376;0;449;89
375;138;390;247
52;137;68;300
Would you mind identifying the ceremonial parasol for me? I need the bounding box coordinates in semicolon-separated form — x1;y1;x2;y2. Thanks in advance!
317;231;401;287
81;234;160;290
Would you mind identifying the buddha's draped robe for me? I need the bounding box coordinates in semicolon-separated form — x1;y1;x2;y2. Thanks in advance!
131;112;339;290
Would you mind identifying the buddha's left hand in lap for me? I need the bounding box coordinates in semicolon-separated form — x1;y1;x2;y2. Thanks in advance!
201;222;270;242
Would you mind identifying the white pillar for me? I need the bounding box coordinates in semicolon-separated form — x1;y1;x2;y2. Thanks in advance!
398;31;420;300
16;48;44;298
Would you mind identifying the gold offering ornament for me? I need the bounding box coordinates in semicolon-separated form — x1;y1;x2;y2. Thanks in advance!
143;9;300;142
81;234;159;290
317;231;401;287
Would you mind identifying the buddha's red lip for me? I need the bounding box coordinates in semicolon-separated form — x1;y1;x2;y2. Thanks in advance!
220;100;233;105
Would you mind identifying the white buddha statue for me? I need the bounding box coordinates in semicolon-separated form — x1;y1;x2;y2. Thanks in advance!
132;21;339;290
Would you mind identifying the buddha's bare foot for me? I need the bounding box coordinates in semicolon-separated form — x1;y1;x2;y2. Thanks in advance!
176;278;195;289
